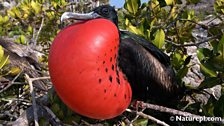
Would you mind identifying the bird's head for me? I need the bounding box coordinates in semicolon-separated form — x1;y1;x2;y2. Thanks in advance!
61;5;118;26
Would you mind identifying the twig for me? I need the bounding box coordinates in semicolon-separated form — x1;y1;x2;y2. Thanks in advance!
174;21;182;44
166;34;221;47
178;18;208;29
206;16;221;25
80;120;91;125
122;117;132;126
126;109;169;126
11;82;26;85
141;102;224;124
34;17;45;46
129;107;146;125
32;28;36;43
0;70;23;93
142;102;200;117
31;76;51;81
24;74;39;126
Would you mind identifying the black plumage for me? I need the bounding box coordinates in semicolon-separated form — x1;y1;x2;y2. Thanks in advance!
119;31;180;102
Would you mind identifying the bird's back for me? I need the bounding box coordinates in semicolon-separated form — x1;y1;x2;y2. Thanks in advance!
118;31;182;103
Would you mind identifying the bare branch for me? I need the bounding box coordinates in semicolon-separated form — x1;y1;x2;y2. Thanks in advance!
166;34;222;47
24;74;39;126
178;18;208;29
126;109;170;126
129;107;146;125
31;76;51;82
0;70;23;93
34;17;45;46
141;102;224;124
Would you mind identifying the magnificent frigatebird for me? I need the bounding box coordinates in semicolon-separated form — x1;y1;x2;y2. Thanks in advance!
60;5;183;104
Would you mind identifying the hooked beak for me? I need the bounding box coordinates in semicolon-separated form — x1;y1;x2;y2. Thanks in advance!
61;11;101;22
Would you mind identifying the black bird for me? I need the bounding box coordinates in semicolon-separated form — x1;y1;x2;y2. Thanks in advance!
61;5;183;104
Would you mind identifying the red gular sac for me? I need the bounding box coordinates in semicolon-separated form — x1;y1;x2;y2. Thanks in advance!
48;19;132;119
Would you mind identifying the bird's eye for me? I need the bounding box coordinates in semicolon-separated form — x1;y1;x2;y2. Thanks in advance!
101;8;109;15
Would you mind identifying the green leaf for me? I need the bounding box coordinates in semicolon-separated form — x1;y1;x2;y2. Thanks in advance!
20;3;30;15
124;0;140;15
126;18;144;36
15;35;26;44
212;55;224;71
7;10;16;18
217;34;224;53
0;46;4;62
200;63;217;77
12;7;22;18
0;55;9;69
197;48;212;62
203;97;215;116
214;0;224;14
3;16;9;23
177;66;189;79
127;25;144;36
31;1;41;14
170;6;178;19
153;29;165;49
157;0;167;7
171;52;186;69
151;0;160;10
27;25;33;34
210;40;219;54
133;119;148;126
9;67;21;76
157;0;174;7
58;0;67;6
0;16;3;24
211;34;224;70
187;10;195;20
165;0;174;5
198;77;221;89
0;16;9;25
